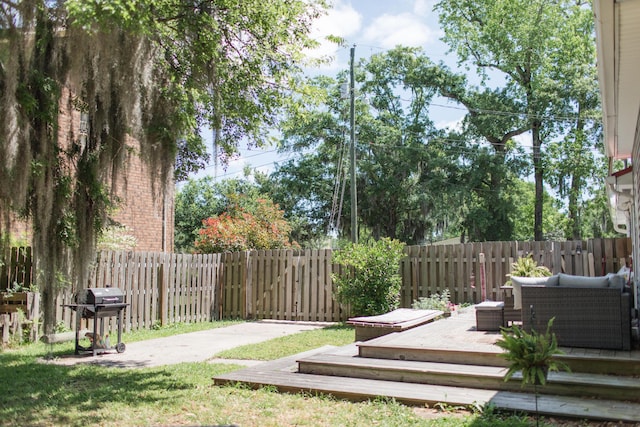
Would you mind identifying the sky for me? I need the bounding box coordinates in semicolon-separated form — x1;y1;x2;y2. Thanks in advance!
194;0;468;182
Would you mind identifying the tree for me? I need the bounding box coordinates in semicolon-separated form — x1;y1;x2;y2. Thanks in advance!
273;74;361;243
541;3;604;240
194;196;297;253
275;50;466;245
0;0;326;335
509;180;566;241
436;0;595;241
175;177;264;252
276;47;544;243
579;186;622;238
358;48;459;243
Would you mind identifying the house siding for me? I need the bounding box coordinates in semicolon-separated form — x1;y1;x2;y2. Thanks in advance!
632;109;640;307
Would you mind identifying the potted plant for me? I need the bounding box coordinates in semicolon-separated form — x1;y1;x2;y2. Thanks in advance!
496;318;570;425
505;255;551;286
503;256;552;313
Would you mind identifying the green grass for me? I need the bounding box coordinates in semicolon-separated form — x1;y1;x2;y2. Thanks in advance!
213;323;355;360
0;322;571;426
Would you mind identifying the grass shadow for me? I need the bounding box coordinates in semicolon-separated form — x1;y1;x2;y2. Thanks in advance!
0;349;232;426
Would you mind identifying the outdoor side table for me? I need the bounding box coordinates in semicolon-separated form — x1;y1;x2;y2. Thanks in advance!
475;301;504;331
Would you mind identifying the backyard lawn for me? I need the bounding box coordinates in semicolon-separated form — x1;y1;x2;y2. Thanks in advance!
0;322;627;426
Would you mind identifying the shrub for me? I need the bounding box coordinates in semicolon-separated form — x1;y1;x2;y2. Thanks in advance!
194;198;298;253
412;289;452;313
331;238;405;316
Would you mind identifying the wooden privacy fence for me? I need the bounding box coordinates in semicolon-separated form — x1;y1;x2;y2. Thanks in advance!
52;249;348;332
0;246;32;291
53;251;223;332
2;237;632;334
399;238;632;308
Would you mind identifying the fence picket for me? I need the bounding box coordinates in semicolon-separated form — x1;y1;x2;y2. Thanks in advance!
2;238;632;333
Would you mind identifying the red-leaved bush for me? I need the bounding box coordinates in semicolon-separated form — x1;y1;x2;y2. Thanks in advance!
194;198;298;253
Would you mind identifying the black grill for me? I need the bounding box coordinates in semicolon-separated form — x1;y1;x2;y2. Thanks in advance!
75;288;125;317
65;287;128;356
78;287;125;305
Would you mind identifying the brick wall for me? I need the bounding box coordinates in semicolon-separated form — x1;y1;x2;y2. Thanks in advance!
2;87;175;253
109;138;175;252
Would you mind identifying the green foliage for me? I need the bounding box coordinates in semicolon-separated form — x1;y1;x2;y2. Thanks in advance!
509;180;567;241
580;186;623;238
194;196;298;253
1;0;327;336
436;0;601;241
495;318;570;386
331;238;405;316
412;289;452;313
174;177;267;252
275;51;467;244
96;225;137;252
506;256;551;285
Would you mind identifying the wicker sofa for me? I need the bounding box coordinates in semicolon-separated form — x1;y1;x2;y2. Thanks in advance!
511;273;632;350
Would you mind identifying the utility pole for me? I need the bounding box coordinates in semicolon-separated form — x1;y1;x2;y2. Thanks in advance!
350;45;358;244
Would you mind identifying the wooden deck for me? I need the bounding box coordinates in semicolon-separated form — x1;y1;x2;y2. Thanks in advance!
213;307;640;422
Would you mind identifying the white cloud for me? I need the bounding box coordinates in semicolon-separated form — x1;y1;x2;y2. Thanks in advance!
437;117;464;133
362;13;436;49
413;0;434;17
305;1;362;64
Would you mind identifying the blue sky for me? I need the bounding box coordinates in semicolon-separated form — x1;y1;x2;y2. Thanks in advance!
195;0;473;181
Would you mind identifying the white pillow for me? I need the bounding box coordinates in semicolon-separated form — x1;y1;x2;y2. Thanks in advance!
557;273;609;288
510;276;556;310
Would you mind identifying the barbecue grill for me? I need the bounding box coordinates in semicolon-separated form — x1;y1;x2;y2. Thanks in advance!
64;287;128;356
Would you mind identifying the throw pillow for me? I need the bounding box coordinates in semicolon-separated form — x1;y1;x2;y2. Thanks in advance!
557;273;609;288
510;275;556;310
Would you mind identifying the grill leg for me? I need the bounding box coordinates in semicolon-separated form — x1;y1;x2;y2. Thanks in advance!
117;309;123;346
74;312;81;355
92;310;98;357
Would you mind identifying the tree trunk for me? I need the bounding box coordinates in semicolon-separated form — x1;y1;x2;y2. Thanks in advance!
532;121;544;241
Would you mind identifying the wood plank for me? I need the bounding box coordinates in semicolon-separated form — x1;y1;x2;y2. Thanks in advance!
214;356;640;422
417;246;426;302
428;245;437;299
317;249;326;322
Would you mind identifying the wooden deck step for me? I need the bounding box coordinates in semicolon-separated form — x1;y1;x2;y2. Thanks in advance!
358;341;640;377
297;352;640;402
212;347;640;423
355;309;640;376
358;341;507;366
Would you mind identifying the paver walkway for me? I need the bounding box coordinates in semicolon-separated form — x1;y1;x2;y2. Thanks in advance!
40;320;332;368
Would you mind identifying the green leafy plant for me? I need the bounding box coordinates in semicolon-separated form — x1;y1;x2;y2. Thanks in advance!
496;318;569;386
97;225;138;251
505;256;551;285
496;318;569;426
412;289;453;313
332;238;405;316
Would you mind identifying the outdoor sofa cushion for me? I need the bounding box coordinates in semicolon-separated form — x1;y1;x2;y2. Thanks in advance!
511;273;626;309
557;273;609;288
510;275;558;310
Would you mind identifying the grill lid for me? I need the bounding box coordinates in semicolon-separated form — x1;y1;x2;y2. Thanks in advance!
76;287;124;305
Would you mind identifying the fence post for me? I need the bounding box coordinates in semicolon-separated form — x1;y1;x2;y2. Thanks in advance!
158;262;168;326
243;251;251;319
479;252;486;302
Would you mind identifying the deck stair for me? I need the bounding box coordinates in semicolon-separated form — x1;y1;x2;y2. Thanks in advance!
213;308;640;422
